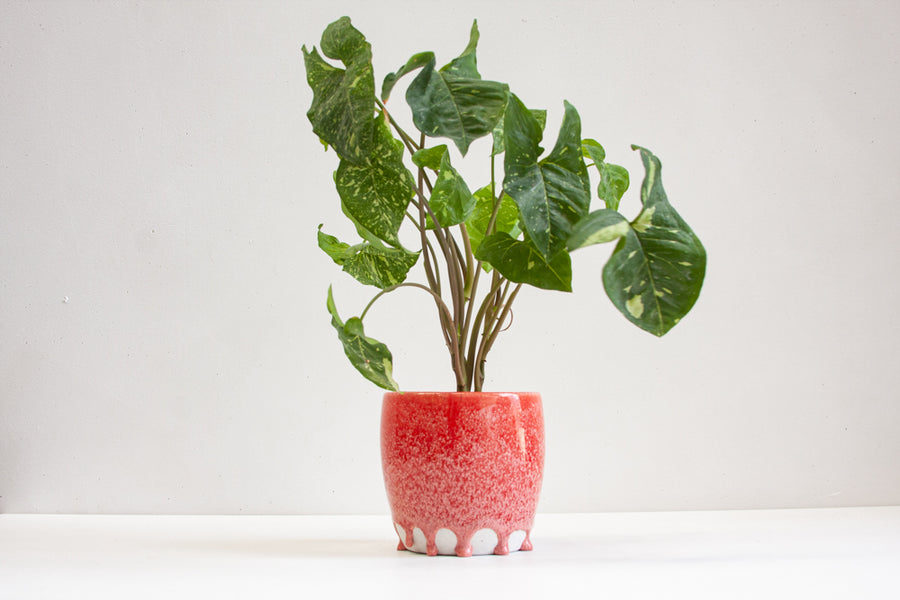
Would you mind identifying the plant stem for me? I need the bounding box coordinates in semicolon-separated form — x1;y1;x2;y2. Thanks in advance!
359;282;453;324
377;99;420;154
473;283;523;391
463;276;503;387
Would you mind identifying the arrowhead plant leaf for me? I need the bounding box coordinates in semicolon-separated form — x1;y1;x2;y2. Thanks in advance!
602;147;706;336
303;19;708;392
334;114;415;247
567;209;630;251
318;226;420;288
425;149;476;228
503;95;591;260
317;225;355;264
465;185;520;259
402;22;509;155
583;139;630;211
327;286;399;391
476;232;572;292
302;17;375;164
493;108;546;156
382;51;434;102
411;144;448;170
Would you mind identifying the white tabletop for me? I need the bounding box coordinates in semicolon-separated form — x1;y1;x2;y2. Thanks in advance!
2;507;899;599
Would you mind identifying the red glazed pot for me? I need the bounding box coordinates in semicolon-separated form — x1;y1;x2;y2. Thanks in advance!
381;391;544;557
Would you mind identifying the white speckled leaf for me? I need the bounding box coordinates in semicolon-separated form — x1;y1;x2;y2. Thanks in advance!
567;209;629;251
503;96;591;260
404;22;509;155
475;232;572;292
326;286;399;391
302;17;375;164
318;226;419;289
602;147;706;336
335;115;415;247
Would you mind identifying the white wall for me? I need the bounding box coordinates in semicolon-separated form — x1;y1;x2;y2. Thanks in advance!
2;0;899;514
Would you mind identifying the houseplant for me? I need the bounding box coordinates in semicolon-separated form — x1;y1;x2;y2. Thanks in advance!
302;17;706;556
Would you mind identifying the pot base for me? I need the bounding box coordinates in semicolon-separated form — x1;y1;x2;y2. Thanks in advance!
393;522;533;556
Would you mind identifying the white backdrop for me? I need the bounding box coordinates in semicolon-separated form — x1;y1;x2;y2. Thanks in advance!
2;0;899;514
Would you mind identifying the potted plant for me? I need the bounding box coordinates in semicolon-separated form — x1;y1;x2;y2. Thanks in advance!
302;17;706;556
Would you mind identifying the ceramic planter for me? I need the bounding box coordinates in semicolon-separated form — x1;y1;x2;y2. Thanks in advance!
381;391;544;556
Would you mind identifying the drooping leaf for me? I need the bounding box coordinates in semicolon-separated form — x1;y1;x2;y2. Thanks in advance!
567;209;630;251
465;185;520;258
503;96;591;260
425;150;475;228
602;147;706;336
476;232;572;292
302;17;375;164
403;22;509;155
335;114;415;247
318;226;419;288
326;286;399;391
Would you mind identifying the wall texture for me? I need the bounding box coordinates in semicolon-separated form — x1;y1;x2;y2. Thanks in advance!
2;0;899;514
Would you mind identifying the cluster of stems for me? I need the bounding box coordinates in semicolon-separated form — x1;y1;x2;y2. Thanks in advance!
361;100;522;392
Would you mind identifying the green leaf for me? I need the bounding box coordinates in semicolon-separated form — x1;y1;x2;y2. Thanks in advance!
425;150;475;228
465;185;520;259
476;232;572;292
503;96;591;259
442;20;482;79
582;139;629;211
567;209;630;251
382;51;434;102
317;224;355;264
492;108;547;155
411;144;447;170
581;138;606;162
343;245;420;289
318;226;419;288
602;147;706;336
403;23;509;155
597;163;630;211
326;286;399;391
335;114;415;247
302;17;375;164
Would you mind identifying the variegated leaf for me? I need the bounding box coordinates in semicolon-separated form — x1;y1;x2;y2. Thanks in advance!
302;17;375;164
476;232;572;292
567;209;630;251
425;149;475;228
465;185;520;259
318;226;419;289
327;286;399;391
602;147;706;336
335;115;415;247
503;96;591;259
404;22;509;155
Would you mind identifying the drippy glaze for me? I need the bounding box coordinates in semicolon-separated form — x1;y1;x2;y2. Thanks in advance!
381;392;545;557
